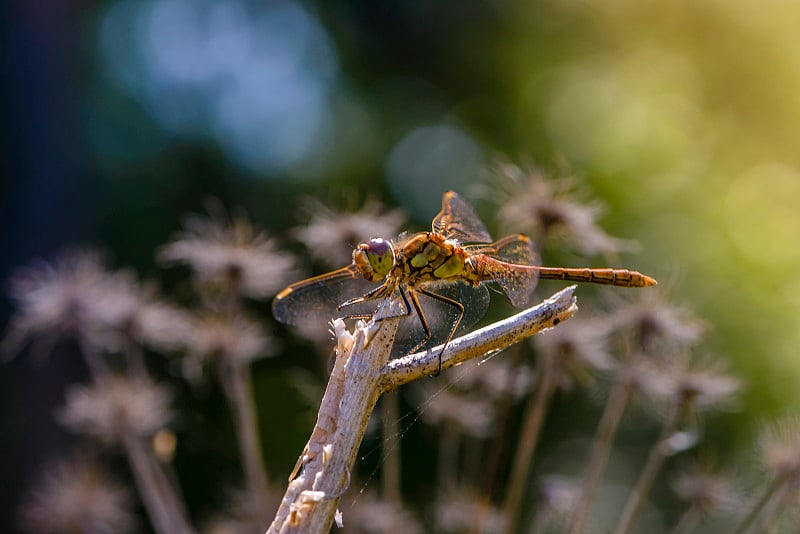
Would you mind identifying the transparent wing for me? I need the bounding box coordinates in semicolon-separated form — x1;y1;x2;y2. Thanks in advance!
432;191;493;244
272;264;380;326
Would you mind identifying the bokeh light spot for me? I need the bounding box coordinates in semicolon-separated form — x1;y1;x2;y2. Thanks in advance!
724;163;800;264
386;125;484;217
95;0;339;175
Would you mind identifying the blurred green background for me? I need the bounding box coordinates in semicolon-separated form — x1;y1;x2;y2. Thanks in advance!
3;0;800;530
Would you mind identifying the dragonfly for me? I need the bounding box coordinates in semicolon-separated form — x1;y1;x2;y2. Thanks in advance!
273;191;656;373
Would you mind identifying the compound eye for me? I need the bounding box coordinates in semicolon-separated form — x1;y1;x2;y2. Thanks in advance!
366;238;390;257
366;238;393;276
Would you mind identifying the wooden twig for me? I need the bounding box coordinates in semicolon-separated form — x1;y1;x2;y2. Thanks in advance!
382;286;579;390
266;286;579;534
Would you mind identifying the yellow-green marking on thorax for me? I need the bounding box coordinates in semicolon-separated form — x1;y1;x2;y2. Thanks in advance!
433;254;465;279
410;242;442;268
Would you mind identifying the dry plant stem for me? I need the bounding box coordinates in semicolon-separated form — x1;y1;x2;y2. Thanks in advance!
614;401;687;534
126;342;150;381
438;420;460;492
669;506;701;534
267;287;578;534
122;429;195;534
746;478;790;534
732;475;785;534
472;352;522;534
502;354;559;534
80;341;194;533
220;360;269;498
567;366;636;534
78;338;111;382
482;352;523;494
381;392;402;504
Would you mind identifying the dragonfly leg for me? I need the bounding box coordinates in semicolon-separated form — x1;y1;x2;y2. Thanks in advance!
339;283;412;324
404;288;432;358
417;288;464;376
338;280;391;310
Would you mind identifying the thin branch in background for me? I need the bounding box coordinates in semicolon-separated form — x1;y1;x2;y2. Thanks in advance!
381;392;402;506
614;402;687;534
568;290;707;534
182;311;275;499
503;317;612;534
220;360;271;498
437;420;461;494
566;359;637;534
414;379;496;497
615;355;741;534
501;352;558;534
751;481;793;534
732;475;786;534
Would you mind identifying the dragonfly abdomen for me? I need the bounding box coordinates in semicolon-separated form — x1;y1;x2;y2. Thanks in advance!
535;266;656;287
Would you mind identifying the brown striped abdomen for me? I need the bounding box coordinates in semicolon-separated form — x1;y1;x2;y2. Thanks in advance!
535;266;657;287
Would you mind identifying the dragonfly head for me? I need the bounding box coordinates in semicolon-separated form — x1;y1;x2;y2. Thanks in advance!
353;238;395;282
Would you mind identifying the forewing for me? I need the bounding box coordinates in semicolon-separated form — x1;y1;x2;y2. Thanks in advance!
432;191;493;244
272;264;380;327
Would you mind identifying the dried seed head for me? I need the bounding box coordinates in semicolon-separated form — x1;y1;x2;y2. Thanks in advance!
203;485;283;534
536;476;581;528
183;313;274;368
293;197;406;268
81;271;192;354
342;491;424;534
634;352;741;426
5;249;114;354
656;355;741;413
759;416;800;484
487;162;631;255
159;206;295;299
672;469;741;515
435;489;507;533
608;289;705;352
21;456;134;534
57;377;173;444
5;249;193;357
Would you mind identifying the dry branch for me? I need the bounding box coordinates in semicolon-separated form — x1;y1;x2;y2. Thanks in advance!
266;286;579;534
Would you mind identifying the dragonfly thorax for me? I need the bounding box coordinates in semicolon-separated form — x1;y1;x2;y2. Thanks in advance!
353;238;396;282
